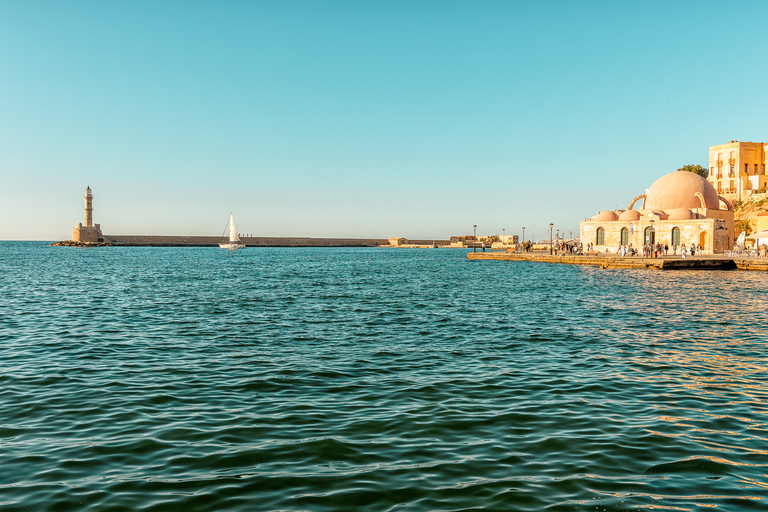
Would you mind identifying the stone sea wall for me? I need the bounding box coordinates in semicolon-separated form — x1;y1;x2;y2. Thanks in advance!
467;250;768;271
103;235;390;247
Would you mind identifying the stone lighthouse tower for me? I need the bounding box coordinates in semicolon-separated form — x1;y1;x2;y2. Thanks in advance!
84;186;93;227
72;186;103;243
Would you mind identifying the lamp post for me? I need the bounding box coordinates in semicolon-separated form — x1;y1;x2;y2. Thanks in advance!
473;224;477;253
549;223;554;255
503;228;505;244
522;227;525;243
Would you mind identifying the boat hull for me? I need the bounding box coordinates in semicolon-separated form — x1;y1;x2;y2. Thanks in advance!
219;243;246;250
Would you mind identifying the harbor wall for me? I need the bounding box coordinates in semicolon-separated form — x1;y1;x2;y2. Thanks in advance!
105;235;387;247
103;235;448;247
466;251;768;270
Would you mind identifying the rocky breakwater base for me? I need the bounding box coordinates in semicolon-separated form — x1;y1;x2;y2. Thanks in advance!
50;240;111;247
467;251;768;271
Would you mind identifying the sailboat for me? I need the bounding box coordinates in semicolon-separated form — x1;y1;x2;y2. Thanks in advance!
219;213;246;249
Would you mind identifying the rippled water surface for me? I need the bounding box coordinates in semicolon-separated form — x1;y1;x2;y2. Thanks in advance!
3;242;768;511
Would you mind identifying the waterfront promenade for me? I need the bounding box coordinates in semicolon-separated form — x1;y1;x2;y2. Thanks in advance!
467;250;768;271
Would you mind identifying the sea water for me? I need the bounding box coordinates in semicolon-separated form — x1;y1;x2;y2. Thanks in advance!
2;241;768;511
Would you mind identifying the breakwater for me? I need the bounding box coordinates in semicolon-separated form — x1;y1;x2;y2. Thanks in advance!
89;235;448;247
105;235;387;247
468;250;768;271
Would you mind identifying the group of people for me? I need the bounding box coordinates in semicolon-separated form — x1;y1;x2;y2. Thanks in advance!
516;240;584;254
514;240;712;258
615;242;703;258
553;240;582;255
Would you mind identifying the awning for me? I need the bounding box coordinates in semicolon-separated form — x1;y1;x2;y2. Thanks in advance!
746;230;768;239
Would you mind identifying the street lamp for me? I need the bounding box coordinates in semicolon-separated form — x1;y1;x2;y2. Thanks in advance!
522;227;525;243
549;223;554;255
503;228;505;244
473;224;477;253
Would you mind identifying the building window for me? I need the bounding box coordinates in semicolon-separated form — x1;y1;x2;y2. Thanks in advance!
671;227;681;247
644;227;655;245
620;228;628;245
745;163;749;173
596;227;605;246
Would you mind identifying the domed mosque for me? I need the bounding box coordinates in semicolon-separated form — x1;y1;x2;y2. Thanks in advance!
580;171;734;253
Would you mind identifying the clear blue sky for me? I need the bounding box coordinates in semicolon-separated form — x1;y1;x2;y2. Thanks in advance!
2;0;766;241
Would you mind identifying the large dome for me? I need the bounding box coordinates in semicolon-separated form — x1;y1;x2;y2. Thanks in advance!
643;171;720;210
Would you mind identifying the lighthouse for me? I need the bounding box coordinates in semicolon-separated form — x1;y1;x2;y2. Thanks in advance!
84;186;93;227
72;186;103;243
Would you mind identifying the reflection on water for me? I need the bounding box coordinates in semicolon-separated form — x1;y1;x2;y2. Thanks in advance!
1;243;768;511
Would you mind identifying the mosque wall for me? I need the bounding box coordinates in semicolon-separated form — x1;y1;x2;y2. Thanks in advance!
580;217;730;254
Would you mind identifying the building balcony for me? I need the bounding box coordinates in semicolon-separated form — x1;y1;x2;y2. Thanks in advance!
728;159;736;165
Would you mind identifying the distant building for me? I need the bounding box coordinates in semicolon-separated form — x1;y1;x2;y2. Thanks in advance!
757;212;768;232
580;171;734;254
708;141;768;200
72;186;104;243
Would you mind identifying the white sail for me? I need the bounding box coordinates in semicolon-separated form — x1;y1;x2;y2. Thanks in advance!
220;213;245;249
229;213;241;243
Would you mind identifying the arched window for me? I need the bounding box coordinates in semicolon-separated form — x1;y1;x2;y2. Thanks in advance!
671;227;681;246
620;227;628;245
644;227;655;245
596;227;605;246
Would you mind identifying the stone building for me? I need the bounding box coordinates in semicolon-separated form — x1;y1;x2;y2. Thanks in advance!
580;171;734;254
708;140;768;200
72;186;104;243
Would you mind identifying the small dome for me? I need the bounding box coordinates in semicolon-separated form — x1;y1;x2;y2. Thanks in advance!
644;171;720;210
668;208;693;220
618;210;641;221
594;210;618;221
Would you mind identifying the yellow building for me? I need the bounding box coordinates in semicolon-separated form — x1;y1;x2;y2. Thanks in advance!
580;171;734;254
708;141;768;200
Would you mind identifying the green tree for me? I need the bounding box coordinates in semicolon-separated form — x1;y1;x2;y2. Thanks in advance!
678;164;709;178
